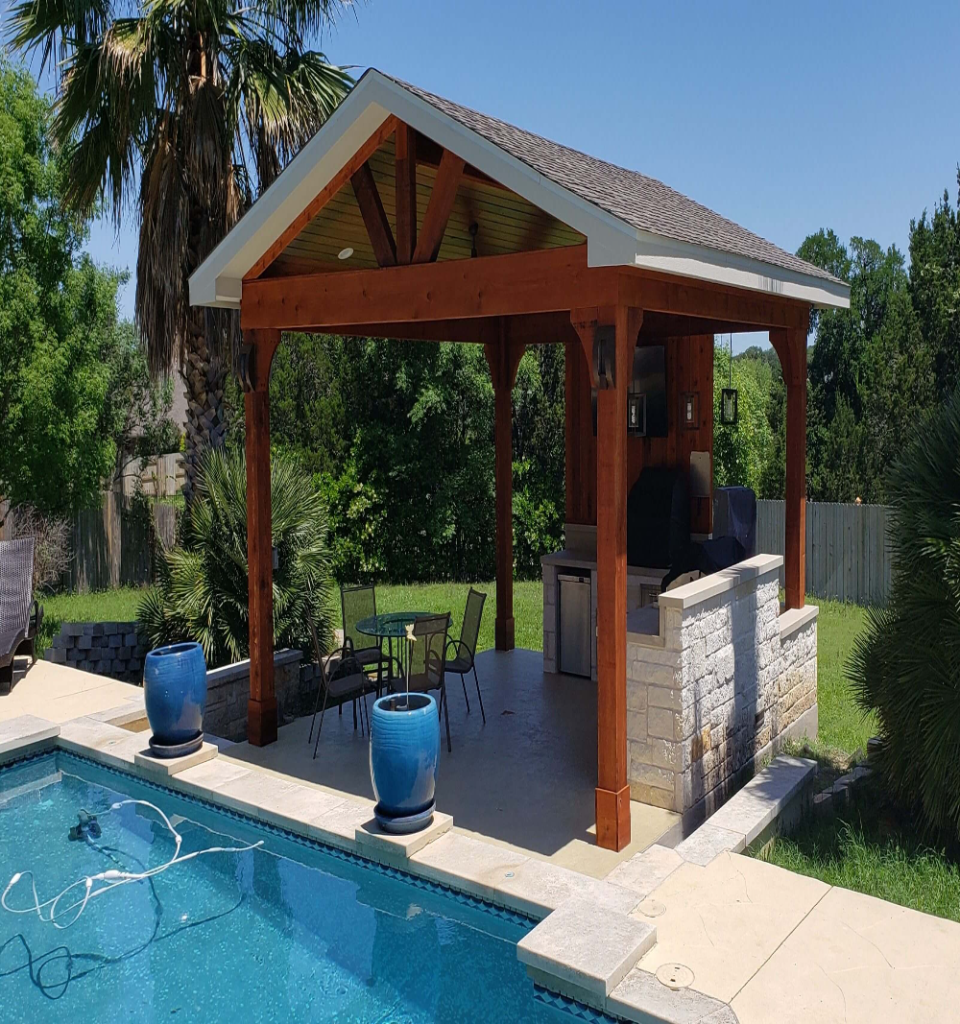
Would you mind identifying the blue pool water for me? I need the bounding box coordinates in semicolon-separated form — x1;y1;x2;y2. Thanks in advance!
0;752;582;1023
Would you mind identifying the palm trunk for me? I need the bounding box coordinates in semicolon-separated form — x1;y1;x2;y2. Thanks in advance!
180;312;227;502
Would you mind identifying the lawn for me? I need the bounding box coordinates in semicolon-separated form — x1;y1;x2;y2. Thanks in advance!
38;586;148;655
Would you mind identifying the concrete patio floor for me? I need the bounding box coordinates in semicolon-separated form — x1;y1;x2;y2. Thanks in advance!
226;648;678;878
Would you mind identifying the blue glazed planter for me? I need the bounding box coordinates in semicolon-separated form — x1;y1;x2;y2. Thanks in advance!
369;693;440;833
143;642;207;755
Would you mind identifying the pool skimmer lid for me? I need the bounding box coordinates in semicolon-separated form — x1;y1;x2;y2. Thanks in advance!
656;963;694;990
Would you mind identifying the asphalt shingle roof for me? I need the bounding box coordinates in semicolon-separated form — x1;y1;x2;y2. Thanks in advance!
382;73;841;286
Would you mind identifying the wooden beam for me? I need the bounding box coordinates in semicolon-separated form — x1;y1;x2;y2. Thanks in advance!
351;161;396;267
244;115;398;281
243;328;281;746
317;318;500;344
772;326;808;610
415;133;501;188
395;122;418;265
242;245;616;329
413;148;465;263
484;320;525;652
571;305;641;852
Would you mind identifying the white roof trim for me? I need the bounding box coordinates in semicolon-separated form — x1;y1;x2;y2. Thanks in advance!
190;70;850;312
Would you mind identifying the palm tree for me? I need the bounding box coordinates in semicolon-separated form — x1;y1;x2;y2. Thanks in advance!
8;0;352;497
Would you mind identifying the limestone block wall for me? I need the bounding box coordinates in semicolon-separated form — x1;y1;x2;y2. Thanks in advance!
204;650;306;741
626;555;818;817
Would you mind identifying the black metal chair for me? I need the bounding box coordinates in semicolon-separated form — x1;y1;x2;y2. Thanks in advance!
444;588;486;723
306;607;377;759
341;584;390;691
0;538;44;690
397;613;453;753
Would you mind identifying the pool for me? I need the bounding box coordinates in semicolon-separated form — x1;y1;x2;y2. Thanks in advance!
0;752;593;1023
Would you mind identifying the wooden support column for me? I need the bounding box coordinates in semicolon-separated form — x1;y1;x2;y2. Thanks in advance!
243;328;281;746
771;326;808;610
485;320;524;651
571;304;642;851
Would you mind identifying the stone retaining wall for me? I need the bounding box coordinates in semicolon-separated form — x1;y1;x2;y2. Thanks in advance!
627;555;818;819
45;621;148;683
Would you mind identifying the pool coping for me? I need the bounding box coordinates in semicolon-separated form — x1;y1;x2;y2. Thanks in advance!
0;710;742;1024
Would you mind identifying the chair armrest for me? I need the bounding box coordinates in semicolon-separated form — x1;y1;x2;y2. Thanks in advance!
444;638;471;663
28;600;44;639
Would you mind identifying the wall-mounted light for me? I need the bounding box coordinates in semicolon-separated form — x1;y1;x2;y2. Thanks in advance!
681;391;699;430
627;393;646;435
337;247;354;261
721;388;739;426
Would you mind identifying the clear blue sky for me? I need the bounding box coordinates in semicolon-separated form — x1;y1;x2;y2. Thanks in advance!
11;0;960;351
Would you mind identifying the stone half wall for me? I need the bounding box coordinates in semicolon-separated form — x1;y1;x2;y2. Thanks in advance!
45;621;148;682
204;650;308;742
626;555;818;820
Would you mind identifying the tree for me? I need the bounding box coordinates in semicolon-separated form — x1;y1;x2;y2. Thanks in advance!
0;59;165;517
8;0;352;498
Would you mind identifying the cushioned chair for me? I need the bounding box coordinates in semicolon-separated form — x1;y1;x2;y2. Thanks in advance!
306;607;377;759
0;538;44;690
398;613;453;753
444;587;486;723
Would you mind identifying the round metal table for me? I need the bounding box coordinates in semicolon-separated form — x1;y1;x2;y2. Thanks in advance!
356;611;430;692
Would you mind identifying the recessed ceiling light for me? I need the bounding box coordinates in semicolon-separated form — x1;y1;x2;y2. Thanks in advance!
338;247;354;260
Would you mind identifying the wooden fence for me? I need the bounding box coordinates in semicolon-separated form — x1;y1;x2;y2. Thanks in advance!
1;493;178;592
756;499;892;605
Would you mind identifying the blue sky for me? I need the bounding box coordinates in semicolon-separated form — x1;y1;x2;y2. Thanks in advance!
9;0;960;351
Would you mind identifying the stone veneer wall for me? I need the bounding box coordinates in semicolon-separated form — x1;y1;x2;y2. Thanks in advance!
627;554;818;818
204;649;310;742
45;621;148;682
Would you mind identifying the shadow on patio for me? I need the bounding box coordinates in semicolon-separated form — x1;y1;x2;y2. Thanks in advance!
225;648;677;878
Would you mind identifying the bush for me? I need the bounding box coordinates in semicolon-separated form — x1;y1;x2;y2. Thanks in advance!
7;504;71;591
138;449;334;668
850;389;960;842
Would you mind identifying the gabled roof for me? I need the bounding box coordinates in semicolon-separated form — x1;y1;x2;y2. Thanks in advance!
190;70;850;310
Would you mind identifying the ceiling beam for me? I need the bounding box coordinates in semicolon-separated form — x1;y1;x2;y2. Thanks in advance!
413;148;465;263
351;161;397;267
244;115;398;282
395;122;418;265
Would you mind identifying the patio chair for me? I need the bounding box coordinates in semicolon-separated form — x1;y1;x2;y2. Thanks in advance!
0;538;44;690
306;607;377;759
400;613;453;753
444;588;486;723
341;584;390;689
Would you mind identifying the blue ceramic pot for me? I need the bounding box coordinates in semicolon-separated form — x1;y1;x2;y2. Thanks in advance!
369;693;440;828
143;642;207;746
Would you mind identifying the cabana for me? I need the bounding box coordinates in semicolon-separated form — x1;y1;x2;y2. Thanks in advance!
190;70;849;850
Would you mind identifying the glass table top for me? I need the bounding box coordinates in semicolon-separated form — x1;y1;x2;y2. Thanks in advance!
355;611;432;638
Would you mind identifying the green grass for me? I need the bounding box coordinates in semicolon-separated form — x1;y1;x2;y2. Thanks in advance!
752;790;960;923
37;586;148;653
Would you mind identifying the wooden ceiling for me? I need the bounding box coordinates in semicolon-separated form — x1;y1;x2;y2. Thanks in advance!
266;133;585;277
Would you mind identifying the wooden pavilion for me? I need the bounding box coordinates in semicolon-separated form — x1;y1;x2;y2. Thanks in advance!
190;70;849;850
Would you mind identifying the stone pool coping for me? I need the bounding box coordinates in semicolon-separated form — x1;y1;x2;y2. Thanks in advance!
5;708;957;1024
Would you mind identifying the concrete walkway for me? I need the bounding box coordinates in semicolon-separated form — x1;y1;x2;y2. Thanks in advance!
0;658;144;724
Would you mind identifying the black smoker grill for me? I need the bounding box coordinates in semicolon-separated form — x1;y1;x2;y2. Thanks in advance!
625;469;756;591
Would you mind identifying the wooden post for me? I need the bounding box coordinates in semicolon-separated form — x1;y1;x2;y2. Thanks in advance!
243;328;281;746
771;326;808;610
484;320;524;651
571;304;641;851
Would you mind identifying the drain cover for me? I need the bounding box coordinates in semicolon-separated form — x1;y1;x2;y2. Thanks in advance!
637;898;666;918
656;963;694;990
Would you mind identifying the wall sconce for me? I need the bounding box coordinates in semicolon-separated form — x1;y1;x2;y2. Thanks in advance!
681;391;699;430
721;388;739;426
627;393;646;435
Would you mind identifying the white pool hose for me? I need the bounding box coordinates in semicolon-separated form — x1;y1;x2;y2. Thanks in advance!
1;799;262;930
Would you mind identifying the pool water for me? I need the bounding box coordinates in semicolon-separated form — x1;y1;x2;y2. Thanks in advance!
0;753;573;1023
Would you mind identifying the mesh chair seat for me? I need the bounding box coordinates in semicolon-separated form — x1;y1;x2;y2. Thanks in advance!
352;645;387;668
444;650;471;674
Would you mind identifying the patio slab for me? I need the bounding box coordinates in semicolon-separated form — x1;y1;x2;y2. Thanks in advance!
0;660;145;724
732;884;960;1024
226;648;678;878
635;851;829;1003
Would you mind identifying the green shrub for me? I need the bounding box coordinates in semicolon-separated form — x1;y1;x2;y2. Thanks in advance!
850;390;960;842
139;449;333;668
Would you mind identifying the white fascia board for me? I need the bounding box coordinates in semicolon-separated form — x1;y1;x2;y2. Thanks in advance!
189;77;393;308
630;230;851;310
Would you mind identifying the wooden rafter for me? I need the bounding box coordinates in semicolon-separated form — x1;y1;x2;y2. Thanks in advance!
413;148;465;263
395;122;418;264
351;161;396;267
244;115;399;281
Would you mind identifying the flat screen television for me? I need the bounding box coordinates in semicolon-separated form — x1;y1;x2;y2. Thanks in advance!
592;344;667;437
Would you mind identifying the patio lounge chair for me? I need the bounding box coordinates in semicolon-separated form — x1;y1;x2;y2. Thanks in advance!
444;588;486;723
341;584;391;690
0;538;44;690
306;607;377;759
398;613;453;753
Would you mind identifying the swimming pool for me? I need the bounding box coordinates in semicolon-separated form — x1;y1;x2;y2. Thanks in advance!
0;752;599;1023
